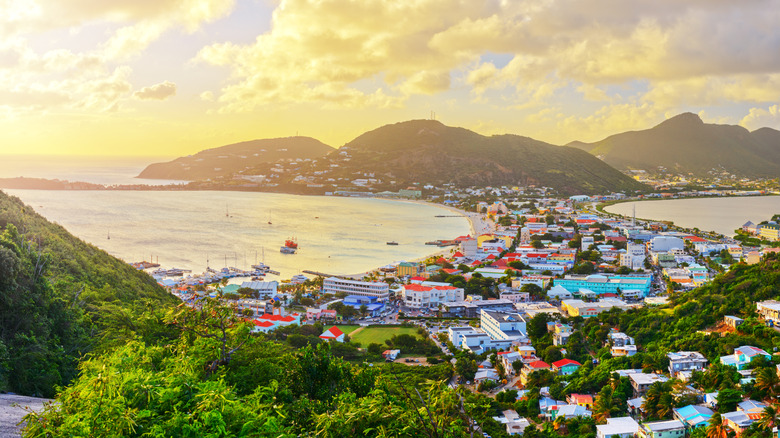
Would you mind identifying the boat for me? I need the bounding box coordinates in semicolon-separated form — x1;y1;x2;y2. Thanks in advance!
280;246;296;254
386;241;399;245
284;238;298;249
107;230;110;240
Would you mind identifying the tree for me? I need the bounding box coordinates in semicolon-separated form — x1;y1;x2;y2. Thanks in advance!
717;389;743;413
167;298;250;376
757;403;780;432
359;304;368;317
706;413;732;438
756;367;780;399
593;385;614;423
531;239;545;249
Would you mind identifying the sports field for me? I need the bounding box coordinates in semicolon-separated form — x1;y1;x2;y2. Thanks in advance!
350;326;420;345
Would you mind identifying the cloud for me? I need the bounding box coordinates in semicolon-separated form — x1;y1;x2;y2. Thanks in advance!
134;81;177;100
740;105;780;130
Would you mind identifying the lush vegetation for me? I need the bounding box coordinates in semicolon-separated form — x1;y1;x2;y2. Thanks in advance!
24;298;507;437
0;190;176;396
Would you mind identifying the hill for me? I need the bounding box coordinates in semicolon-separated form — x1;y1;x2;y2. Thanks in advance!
330;119;648;195
138;137;334;180
0;190;176;397
570;113;780;177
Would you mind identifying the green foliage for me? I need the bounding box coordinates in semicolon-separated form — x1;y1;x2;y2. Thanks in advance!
0;191;176;396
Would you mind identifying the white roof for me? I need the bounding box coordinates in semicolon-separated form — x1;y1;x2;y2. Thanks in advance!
596;417;639;435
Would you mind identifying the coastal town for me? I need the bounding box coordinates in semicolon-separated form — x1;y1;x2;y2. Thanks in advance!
138;187;780;438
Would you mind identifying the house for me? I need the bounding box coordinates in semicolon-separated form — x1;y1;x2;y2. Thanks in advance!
549;404;591;420
720;345;771;370
306;307;337;321
757;300;780;324
552;359;582;376
475;368;500;383
492;410;531;436
629;373;668;395
673;404;713;429
566;393;593;409
724;315;744;329
722;411;754;433
737;400;767;419
480;310;528;342
667;351;708;378
382;349;400;361
552;323;573;346
499;351;523;375
596;417;639;438
627;397;645;417
520;360;550;385
319;326;345;342
704;392;719;409
609;331;637;357
637;420;685;438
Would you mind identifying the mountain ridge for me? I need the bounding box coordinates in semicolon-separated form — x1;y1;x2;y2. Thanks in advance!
569;112;780;177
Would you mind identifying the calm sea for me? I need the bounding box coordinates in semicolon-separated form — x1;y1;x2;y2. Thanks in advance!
605;196;780;236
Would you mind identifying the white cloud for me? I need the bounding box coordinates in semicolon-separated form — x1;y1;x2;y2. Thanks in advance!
740;105;780;130
134;81;177;100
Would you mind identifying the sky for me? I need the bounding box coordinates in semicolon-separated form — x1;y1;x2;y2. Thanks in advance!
2;0;780;157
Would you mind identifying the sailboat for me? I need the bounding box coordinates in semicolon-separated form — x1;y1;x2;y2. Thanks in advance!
225;203;230;218
267;212;272;225
107;230;110;240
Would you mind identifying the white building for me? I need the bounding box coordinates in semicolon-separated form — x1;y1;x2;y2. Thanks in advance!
323;277;390;301
401;283;464;309
620;243;646;270
240;281;279;298
596;417;639;438
460;237;478;258
667;351;708;378
481;310;527;342
650;236;685;252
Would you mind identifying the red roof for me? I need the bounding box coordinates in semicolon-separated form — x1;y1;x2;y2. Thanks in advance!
602;293;618;298
684;236;708;242
410;276;426;281
552;359;581;368
486;254;497;260
320;326;344;339
528;360;550;369
442;268;462;275
259;314;296;322
453;251;465;258
252;320;275;328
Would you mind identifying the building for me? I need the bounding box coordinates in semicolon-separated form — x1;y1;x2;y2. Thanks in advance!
609;331;637;357
561;298;631;318
650;236;685;252
668;351;708;378
402;283;464;309
382;349;400;360
724;315;744;329
442;299;515;318
596;417;639;438
552;359;581;376
552;323;573;346
722;411;755;433
323;277;390;301
481;310;528;341
637;420;686;438
240;280;279;298
673;404;713;429
720;346;771;370
343;295;385;316
319;326;345;342
520;360;551;385
760;223;780;241
757;300;780;324
630;373;668;395
555;274;652;297
620;243;647;270
397;262;423;277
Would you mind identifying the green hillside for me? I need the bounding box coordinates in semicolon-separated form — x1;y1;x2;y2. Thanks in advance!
570;112;780;177
332;119;648;195
138;136;334;180
0;190;176;396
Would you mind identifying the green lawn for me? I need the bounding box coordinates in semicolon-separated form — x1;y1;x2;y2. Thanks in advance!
351;326;420;346
334;325;361;335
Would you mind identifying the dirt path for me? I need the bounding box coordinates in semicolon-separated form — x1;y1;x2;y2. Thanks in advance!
349;326;366;338
0;394;51;437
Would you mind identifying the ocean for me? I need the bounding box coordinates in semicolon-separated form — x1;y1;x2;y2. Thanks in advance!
604;196;780;236
0;156;470;280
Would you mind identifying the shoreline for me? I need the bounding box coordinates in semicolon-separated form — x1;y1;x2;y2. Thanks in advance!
339;199;495;280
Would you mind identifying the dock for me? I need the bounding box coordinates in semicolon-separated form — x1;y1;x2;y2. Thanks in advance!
302;270;335;278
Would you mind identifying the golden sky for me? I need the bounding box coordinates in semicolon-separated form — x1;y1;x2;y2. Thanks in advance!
1;0;780;157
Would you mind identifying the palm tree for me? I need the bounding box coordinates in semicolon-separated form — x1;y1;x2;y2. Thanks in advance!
706;413;731;438
758;403;780;432
593;386;614;423
756;367;780;399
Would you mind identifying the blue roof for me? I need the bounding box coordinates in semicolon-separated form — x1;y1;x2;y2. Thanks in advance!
674;405;713;425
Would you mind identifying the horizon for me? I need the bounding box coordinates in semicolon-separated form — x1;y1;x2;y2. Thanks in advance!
2;1;780;156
